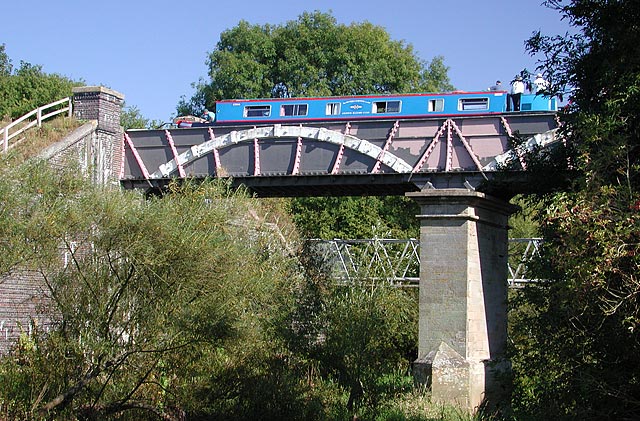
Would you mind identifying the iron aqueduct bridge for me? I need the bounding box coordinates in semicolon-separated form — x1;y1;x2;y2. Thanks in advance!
119;102;559;411
0;87;561;411
121;109;558;410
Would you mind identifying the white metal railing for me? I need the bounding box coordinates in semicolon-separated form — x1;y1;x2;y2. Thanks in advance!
307;238;542;287
307;238;420;285
1;97;72;152
507;237;543;287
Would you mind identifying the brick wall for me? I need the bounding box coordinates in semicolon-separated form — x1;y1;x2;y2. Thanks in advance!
72;86;124;135
0;270;53;354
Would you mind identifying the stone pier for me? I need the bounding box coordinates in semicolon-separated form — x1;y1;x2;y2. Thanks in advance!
407;189;516;411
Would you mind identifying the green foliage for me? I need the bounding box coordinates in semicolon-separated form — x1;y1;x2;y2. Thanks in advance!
179;11;454;113
0;155;475;420
0;44;12;77
0;161;305;419
121;103;167;130
288;196;420;239
0;160;444;420
507;195;540;239
120;103;149;130
373;388;478;421
317;285;416;411
0;44;81;120
509;1;640;419
510;189;640;420
276;250;419;416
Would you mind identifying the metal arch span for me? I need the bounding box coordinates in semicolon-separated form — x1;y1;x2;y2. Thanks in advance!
482;128;561;171
151;125;413;179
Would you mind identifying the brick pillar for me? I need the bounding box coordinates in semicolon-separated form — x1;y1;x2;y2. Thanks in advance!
407;189;516;411
72;86;125;185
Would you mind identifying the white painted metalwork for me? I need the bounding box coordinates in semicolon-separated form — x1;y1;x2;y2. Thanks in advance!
307;238;542;287
208;127;222;176
448;119;485;173
373;120;399;173
253;136;261;176
413;120;447;173
292;125;303;175
164;129;186;178
483;129;560;171
507;237;543;287
499;116;528;169
151;125;414;178
307;238;420;286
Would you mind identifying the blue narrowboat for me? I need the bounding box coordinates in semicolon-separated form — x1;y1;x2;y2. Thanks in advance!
211;91;557;125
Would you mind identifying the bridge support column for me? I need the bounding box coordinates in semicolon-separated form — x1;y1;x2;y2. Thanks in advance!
407;189;516;411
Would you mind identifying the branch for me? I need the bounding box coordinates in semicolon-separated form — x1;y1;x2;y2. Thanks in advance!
64;237;99;304
38;365;102;415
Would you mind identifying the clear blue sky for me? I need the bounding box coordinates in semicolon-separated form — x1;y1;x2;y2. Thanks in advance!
2;0;571;123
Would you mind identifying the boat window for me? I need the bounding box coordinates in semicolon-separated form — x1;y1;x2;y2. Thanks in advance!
244;105;271;118
280;104;308;116
326;102;341;115
373;100;401;113
428;99;444;112
459;98;489;111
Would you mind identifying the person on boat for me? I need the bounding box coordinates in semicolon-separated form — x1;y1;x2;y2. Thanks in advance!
203;108;216;122
532;73;549;93
489;80;503;91
510;76;525;111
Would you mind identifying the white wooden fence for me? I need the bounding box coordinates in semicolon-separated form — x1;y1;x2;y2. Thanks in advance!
1;97;72;152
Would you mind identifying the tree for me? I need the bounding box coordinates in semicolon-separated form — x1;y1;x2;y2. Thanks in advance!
120;103;150;130
274;251;418;416
288;196;419;239
0;50;80;119
0;44;12;77
120;103;164;130
179;11;453;113
313;283;417;412
509;1;640;419
0;160;305;420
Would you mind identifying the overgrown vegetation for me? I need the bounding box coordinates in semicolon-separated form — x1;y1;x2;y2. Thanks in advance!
1;116;83;162
0;159;467;420
11;2;640;418
288;196;420;239
508;1;640;419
